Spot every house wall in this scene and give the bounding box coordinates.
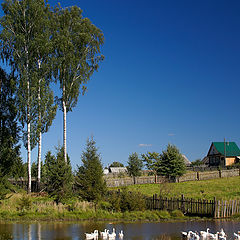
[226,157,235,166]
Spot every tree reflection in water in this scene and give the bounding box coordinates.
[0,233,13,240]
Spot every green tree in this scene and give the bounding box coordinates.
[190,159,202,166]
[110,161,124,167]
[141,152,161,175]
[159,144,186,180]
[0,0,52,193]
[0,67,21,178]
[52,5,104,163]
[127,152,143,177]
[34,18,57,189]
[36,80,57,190]
[75,137,106,202]
[44,148,73,203]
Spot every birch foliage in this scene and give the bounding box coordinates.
[52,5,104,163]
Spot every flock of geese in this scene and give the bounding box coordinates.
[85,228,124,239]
[182,228,240,240]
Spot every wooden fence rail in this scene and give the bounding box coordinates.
[146,195,240,218]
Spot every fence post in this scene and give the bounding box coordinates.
[181,194,185,213]
[213,197,217,218]
[219,169,222,178]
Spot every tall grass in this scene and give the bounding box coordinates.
[0,192,188,221]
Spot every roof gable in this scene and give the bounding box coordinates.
[211,142,240,157]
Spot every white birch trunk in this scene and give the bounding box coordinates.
[27,79,31,193]
[37,61,42,189]
[27,122,31,193]
[26,42,31,193]
[63,98,67,163]
[37,130,42,186]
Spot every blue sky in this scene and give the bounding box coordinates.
[2,0,240,169]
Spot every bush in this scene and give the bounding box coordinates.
[107,191,121,212]
[171,209,184,218]
[107,188,146,212]
[99,201,112,211]
[156,210,171,219]
[17,195,32,212]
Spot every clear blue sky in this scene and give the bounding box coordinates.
[2,0,240,169]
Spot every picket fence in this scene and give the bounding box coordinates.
[146,194,240,218]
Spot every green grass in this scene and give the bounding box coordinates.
[121,176,240,200]
[1,176,240,221]
[0,191,189,221]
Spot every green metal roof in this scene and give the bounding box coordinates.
[213,142,240,156]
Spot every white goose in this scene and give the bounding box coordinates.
[234,232,240,240]
[108,228,116,240]
[119,230,124,239]
[101,229,109,239]
[85,230,98,240]
[200,228,210,240]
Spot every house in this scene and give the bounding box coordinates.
[103,168,109,175]
[182,154,191,166]
[109,167,128,174]
[207,142,240,167]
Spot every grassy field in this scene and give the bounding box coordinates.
[121,176,240,200]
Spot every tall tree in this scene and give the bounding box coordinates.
[0,0,53,193]
[127,152,143,177]
[75,137,106,202]
[32,7,57,189]
[52,5,104,163]
[141,152,161,175]
[0,67,21,177]
[159,144,186,180]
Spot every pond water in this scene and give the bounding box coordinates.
[0,220,240,240]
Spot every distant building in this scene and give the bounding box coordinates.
[103,168,109,175]
[207,142,240,167]
[182,154,191,166]
[109,167,128,174]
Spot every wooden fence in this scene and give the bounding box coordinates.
[146,194,240,218]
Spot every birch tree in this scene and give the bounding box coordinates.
[31,8,57,190]
[52,5,104,163]
[0,0,51,193]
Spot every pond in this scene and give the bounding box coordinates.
[0,220,240,240]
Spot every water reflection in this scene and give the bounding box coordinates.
[0,220,240,240]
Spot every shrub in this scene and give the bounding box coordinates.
[156,210,171,219]
[99,201,112,211]
[119,188,146,212]
[17,195,32,212]
[171,209,184,218]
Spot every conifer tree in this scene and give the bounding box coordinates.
[75,137,106,202]
[159,144,186,180]
[44,148,73,203]
[127,152,143,177]
[52,5,104,163]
